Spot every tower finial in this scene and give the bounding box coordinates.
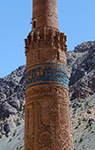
[32,0,59,30]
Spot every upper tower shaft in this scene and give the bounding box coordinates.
[32,0,59,30]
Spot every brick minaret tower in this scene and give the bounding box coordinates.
[25,0,73,149]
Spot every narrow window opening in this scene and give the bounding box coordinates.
[34,32,36,39]
[33,21,36,29]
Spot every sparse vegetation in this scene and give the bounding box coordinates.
[85,123,90,129]
[88,126,92,132]
[79,103,82,107]
[17,118,19,122]
[81,106,83,110]
[90,91,94,95]
[79,137,83,143]
[82,144,85,149]
[16,145,24,150]
[70,97,74,101]
[75,140,77,143]
[20,145,24,149]
[13,129,17,136]
[77,99,81,102]
[86,101,89,106]
[18,114,20,117]
[78,119,81,126]
[0,134,3,139]
[16,121,21,126]
[73,108,76,114]
[75,126,78,129]
[83,118,87,122]
[8,138,12,142]
[85,79,88,82]
[16,147,20,150]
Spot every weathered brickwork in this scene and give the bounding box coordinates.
[25,28,67,67]
[32,0,59,30]
[25,0,73,149]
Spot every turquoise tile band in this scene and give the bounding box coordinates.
[26,63,68,89]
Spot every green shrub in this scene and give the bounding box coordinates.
[75,126,78,129]
[0,134,3,139]
[90,91,94,95]
[85,124,90,129]
[8,138,12,142]
[78,120,81,126]
[75,140,77,143]
[86,101,89,106]
[16,118,19,122]
[88,104,91,108]
[13,130,17,136]
[16,121,21,126]
[73,108,76,114]
[83,118,87,122]
[85,79,88,82]
[79,104,82,107]
[20,145,24,149]
[77,99,81,102]
[81,107,83,110]
[88,126,92,132]
[18,114,20,117]
[16,145,24,150]
[16,147,20,150]
[79,137,83,143]
[70,97,74,101]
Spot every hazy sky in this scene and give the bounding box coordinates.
[0,0,95,77]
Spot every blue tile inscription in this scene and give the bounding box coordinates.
[26,63,68,89]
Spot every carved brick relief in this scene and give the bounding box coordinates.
[25,86,73,149]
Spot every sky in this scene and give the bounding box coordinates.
[0,0,95,78]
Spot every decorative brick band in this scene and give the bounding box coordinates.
[26,62,68,89]
[26,62,67,71]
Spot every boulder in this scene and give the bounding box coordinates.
[9,99,20,109]
[88,118,94,126]
[4,121,10,134]
[0,92,6,101]
[0,101,17,119]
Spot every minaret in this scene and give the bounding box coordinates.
[25,0,73,149]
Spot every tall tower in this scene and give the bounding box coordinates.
[25,0,73,150]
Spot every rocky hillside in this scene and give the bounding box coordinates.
[67,41,95,150]
[0,41,95,150]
